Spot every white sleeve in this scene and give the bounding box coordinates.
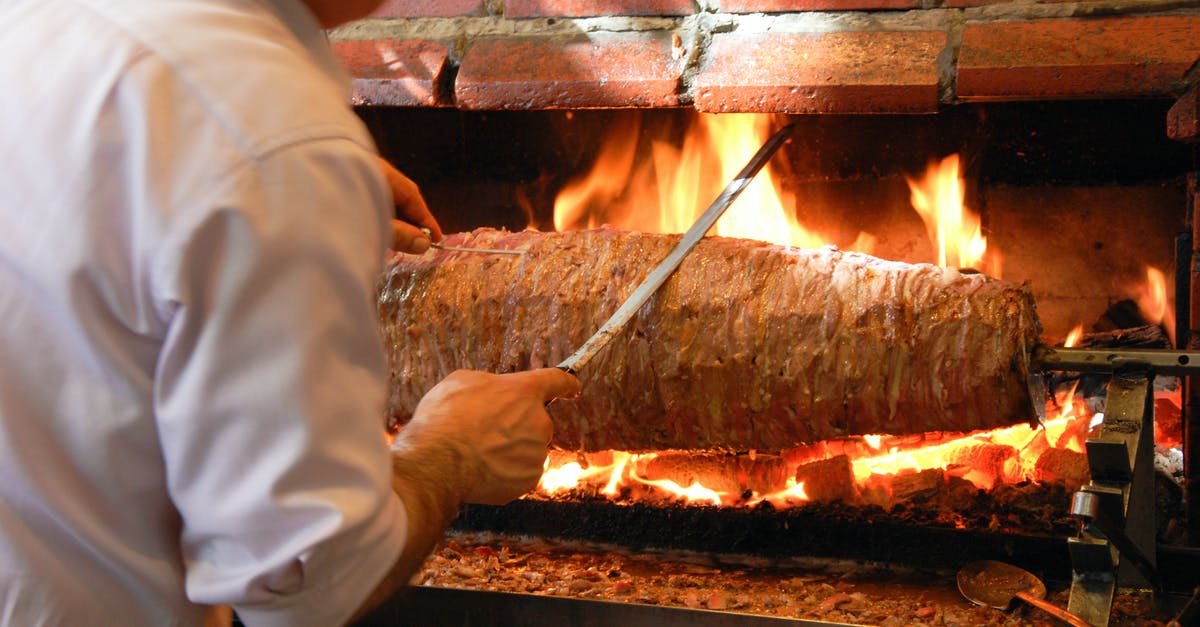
[151,137,406,627]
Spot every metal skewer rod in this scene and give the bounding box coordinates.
[1036,346,1200,376]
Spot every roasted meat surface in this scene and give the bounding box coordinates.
[377,228,1042,451]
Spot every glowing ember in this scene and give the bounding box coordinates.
[553,112,874,252]
[636,477,725,506]
[537,453,630,495]
[539,461,590,493]
[747,478,809,508]
[601,453,630,497]
[528,379,1146,508]
[851,414,1084,487]
[905,154,999,276]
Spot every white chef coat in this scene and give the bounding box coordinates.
[0,0,408,625]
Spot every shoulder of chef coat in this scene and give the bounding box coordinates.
[76,0,365,155]
[62,1,408,625]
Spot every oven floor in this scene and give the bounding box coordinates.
[409,531,1169,626]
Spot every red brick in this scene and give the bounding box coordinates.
[958,15,1200,100]
[455,34,684,109]
[945,0,1096,4]
[693,31,945,113]
[504,0,692,18]
[942,0,1007,6]
[369,0,485,17]
[1168,87,1200,142]
[717,0,918,10]
[332,39,451,106]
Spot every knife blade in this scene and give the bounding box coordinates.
[556,123,796,376]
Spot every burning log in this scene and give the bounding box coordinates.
[379,228,1042,451]
[858,468,942,508]
[793,455,857,503]
[943,441,1016,488]
[1013,429,1051,481]
[1076,324,1170,349]
[632,452,788,495]
[888,468,945,502]
[1033,448,1090,488]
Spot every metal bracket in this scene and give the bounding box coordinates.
[1067,372,1160,627]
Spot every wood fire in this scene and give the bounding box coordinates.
[529,389,1166,512]
[369,109,1194,627]
[526,114,1176,515]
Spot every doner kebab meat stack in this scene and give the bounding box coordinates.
[377,228,1041,452]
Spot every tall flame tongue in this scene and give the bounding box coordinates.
[906,154,1001,276]
[553,113,874,251]
[1136,265,1175,344]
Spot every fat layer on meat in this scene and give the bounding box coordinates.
[377,228,1042,451]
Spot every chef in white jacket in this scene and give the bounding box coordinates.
[0,0,578,625]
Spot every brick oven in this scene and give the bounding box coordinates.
[332,1,1200,625]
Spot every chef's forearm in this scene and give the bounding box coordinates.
[348,441,474,621]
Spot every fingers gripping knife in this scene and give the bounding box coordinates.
[554,123,796,378]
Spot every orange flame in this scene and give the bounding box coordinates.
[906,155,999,275]
[530,385,1121,508]
[1136,266,1175,344]
[634,477,725,506]
[536,449,813,507]
[1064,324,1084,348]
[538,461,594,492]
[552,118,639,232]
[553,113,874,252]
[849,413,1086,489]
[746,478,809,508]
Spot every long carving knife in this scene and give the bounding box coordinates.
[556,123,795,376]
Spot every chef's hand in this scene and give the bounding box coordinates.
[398,368,580,505]
[376,155,443,254]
